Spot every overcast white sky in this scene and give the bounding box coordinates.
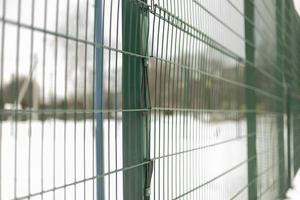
[295,0,300,15]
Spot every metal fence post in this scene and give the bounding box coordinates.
[95,0,105,199]
[276,0,289,194]
[244,0,257,199]
[122,0,150,199]
[286,87,294,184]
[288,0,300,191]
[282,0,296,184]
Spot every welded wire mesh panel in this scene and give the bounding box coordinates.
[147,0,295,199]
[147,0,248,199]
[0,0,99,199]
[1,0,300,199]
[252,0,284,199]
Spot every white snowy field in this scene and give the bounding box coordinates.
[286,170,300,200]
[1,119,101,200]
[0,115,282,200]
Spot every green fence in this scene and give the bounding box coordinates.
[0,0,300,199]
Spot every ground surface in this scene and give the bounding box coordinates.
[0,117,280,199]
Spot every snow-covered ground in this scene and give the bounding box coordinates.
[286,170,300,200]
[0,115,284,199]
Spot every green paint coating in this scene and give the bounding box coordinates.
[122,0,149,199]
[244,0,257,199]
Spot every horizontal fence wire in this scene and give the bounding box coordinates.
[0,0,300,200]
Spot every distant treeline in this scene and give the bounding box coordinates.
[0,53,278,121]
